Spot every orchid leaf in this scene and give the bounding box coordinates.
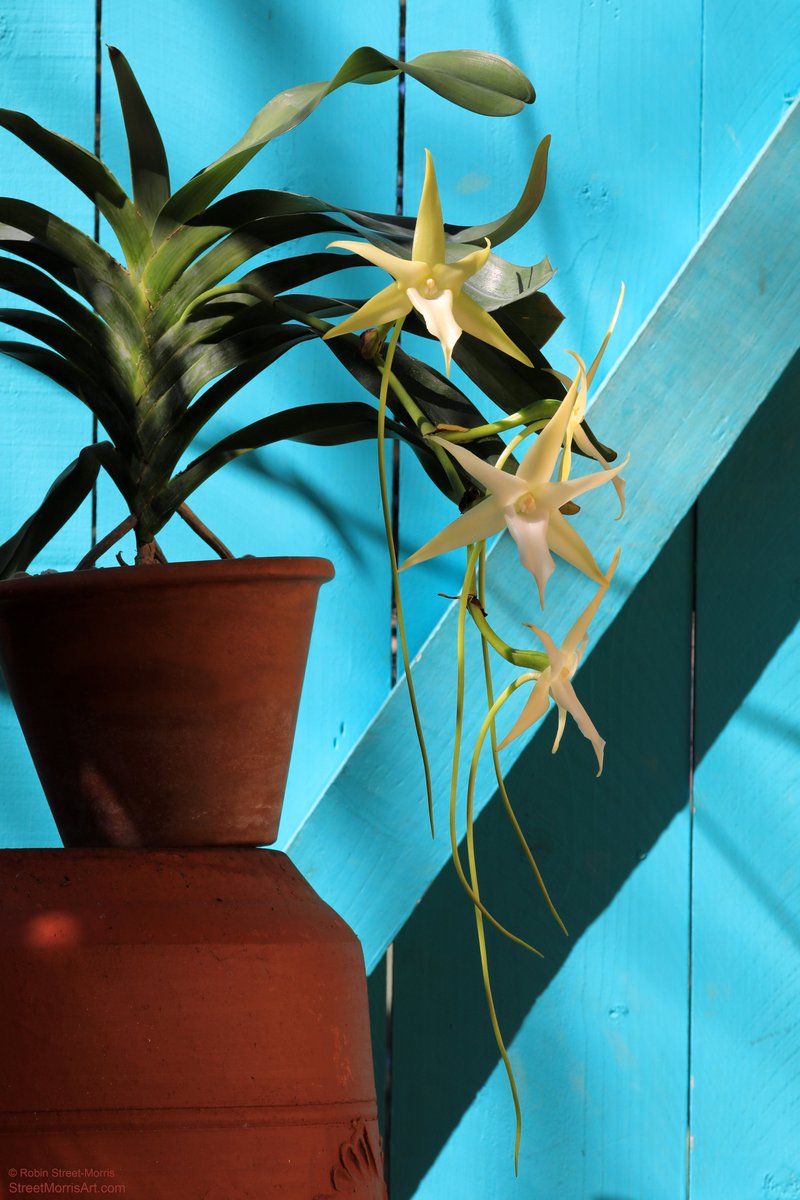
[455,134,550,247]
[242,251,361,296]
[155,401,421,518]
[0,200,144,327]
[160,47,534,225]
[0,258,106,340]
[464,252,555,312]
[107,46,171,230]
[0,442,127,579]
[0,112,150,266]
[148,327,318,475]
[0,338,138,455]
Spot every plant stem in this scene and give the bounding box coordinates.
[377,318,436,836]
[436,402,557,443]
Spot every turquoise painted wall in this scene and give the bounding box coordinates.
[0,2,797,1196]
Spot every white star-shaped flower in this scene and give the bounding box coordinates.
[400,365,627,605]
[322,149,532,375]
[498,548,620,775]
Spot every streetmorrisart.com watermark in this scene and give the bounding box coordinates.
[5,1169,125,1195]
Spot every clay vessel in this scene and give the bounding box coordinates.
[0,849,387,1199]
[0,557,333,846]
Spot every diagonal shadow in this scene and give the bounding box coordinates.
[373,351,798,1198]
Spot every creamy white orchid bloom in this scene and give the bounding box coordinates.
[400,364,628,606]
[321,149,532,376]
[498,548,620,775]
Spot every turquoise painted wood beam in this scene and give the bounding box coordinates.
[287,102,800,972]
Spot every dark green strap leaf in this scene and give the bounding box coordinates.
[142,326,317,473]
[0,110,151,266]
[107,46,171,230]
[454,134,551,247]
[0,308,135,414]
[159,47,534,225]
[0,442,125,579]
[0,199,145,328]
[0,340,136,454]
[0,258,107,340]
[155,401,419,518]
[322,328,509,502]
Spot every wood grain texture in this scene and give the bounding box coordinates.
[701,0,800,227]
[288,101,800,975]
[0,3,96,846]
[691,359,800,1196]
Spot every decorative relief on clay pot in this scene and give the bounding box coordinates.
[315,1120,388,1199]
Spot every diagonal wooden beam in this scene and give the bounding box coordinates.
[287,102,800,973]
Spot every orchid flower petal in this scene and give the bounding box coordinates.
[536,454,628,510]
[546,509,604,584]
[516,362,585,486]
[504,510,555,607]
[430,436,524,507]
[562,547,620,655]
[452,291,534,368]
[399,495,503,571]
[436,241,492,291]
[572,424,627,518]
[406,288,462,375]
[326,240,424,288]
[322,283,412,340]
[552,704,568,754]
[498,669,552,749]
[525,623,562,665]
[585,282,625,390]
[551,676,605,775]
[412,149,446,265]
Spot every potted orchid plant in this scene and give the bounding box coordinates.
[0,43,628,1167]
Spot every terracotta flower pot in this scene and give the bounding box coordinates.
[0,557,334,847]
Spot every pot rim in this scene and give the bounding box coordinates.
[0,556,335,601]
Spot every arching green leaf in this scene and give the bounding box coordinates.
[107,46,171,230]
[0,442,128,579]
[0,110,151,266]
[159,47,535,225]
[454,135,551,247]
[155,400,420,518]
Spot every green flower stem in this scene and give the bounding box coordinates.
[447,545,543,957]
[436,405,556,443]
[377,317,436,836]
[467,599,549,672]
[477,550,567,936]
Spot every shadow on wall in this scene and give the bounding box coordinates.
[375,350,800,1199]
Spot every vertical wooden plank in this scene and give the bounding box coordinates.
[399,0,703,655]
[82,0,400,841]
[701,0,800,228]
[390,517,693,1199]
[0,4,96,846]
[691,359,800,1194]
